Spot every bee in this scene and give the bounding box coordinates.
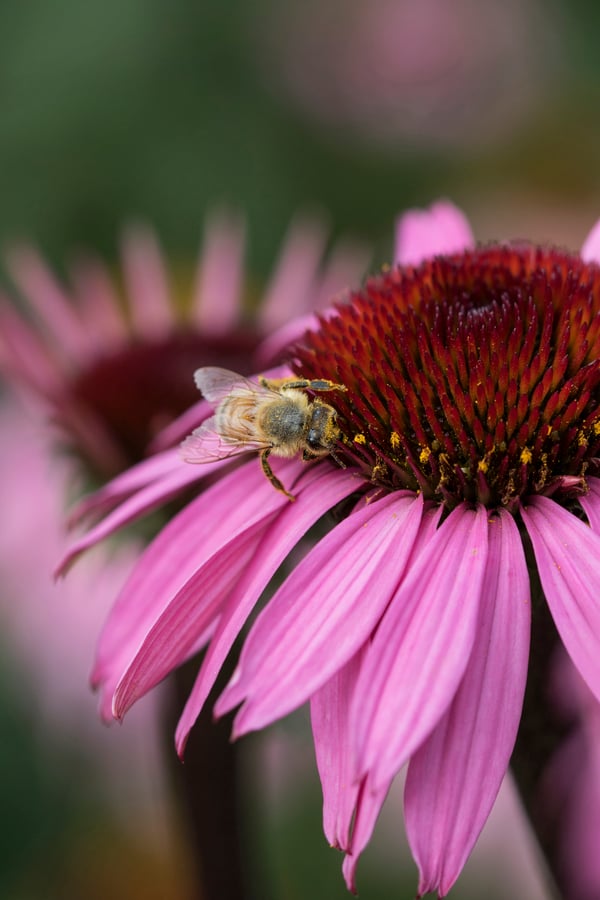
[182,367,347,500]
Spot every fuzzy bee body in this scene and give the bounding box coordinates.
[183,367,346,499]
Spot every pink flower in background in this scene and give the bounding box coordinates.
[0,213,368,478]
[0,398,167,830]
[62,201,600,896]
[255,0,558,152]
[540,650,600,900]
[0,211,369,882]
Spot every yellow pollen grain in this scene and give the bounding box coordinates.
[478,458,489,474]
[390,431,401,450]
[578,430,588,447]
[594,421,600,436]
[354,432,367,445]
[520,447,533,465]
[419,446,431,464]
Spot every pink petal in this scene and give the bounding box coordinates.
[579,476,600,533]
[0,304,64,397]
[69,253,128,345]
[405,509,531,897]
[352,504,489,791]
[215,492,425,735]
[342,774,392,894]
[121,225,173,339]
[313,236,371,310]
[254,313,321,369]
[310,649,366,850]
[394,201,475,267]
[580,218,600,265]
[521,496,600,703]
[258,216,329,332]
[173,465,360,755]
[67,447,185,526]
[114,463,358,725]
[113,525,271,718]
[92,459,297,717]
[192,211,245,334]
[5,245,96,359]
[57,455,213,574]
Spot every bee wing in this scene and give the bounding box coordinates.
[181,415,271,464]
[194,367,276,404]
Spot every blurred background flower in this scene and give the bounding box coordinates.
[0,398,190,900]
[254,0,559,152]
[1,0,600,896]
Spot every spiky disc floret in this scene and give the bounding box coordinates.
[293,245,600,509]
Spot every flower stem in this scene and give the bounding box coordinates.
[510,540,577,900]
[163,656,261,900]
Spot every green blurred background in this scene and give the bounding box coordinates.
[1,0,598,896]
[2,0,600,267]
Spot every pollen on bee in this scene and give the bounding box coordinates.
[520,447,533,465]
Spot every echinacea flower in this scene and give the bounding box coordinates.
[63,201,600,897]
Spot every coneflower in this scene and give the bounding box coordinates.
[62,202,600,897]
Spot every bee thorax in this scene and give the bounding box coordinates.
[259,399,307,452]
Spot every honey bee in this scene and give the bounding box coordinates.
[182,367,347,500]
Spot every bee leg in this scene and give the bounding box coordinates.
[259,376,347,394]
[302,446,347,470]
[260,448,295,501]
[329,447,347,470]
[303,378,347,394]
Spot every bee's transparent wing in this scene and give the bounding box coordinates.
[181,415,270,464]
[194,367,275,404]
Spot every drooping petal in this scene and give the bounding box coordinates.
[578,475,600,534]
[521,496,600,703]
[113,463,358,729]
[311,648,393,895]
[310,648,366,851]
[394,201,475,267]
[66,447,189,527]
[215,493,425,735]
[342,774,392,895]
[91,459,297,718]
[580,218,600,265]
[405,509,530,897]
[113,524,271,719]
[353,504,489,791]
[57,456,215,574]
[175,464,360,756]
